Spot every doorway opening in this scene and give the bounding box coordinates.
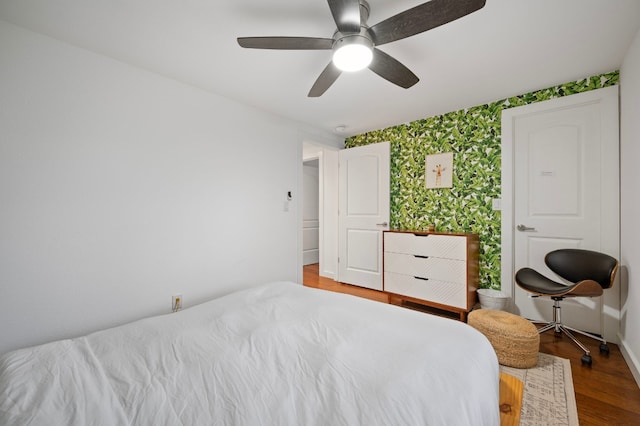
[302,158,319,266]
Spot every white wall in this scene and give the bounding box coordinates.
[620,27,640,385]
[0,20,341,355]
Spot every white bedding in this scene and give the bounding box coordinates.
[0,281,500,425]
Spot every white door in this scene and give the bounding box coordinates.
[501,86,619,340]
[338,142,390,290]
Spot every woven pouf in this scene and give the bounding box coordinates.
[468,309,539,368]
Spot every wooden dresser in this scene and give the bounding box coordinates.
[383,230,479,321]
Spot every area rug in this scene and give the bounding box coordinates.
[500,353,579,426]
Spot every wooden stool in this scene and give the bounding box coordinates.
[468,309,539,368]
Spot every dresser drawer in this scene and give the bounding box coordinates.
[384,252,467,284]
[384,272,466,309]
[384,232,467,260]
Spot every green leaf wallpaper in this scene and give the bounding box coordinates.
[345,71,619,290]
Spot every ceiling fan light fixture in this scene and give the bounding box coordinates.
[332,35,373,72]
[238,0,487,96]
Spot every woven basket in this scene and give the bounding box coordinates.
[468,309,540,368]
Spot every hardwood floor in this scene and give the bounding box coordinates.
[303,264,640,426]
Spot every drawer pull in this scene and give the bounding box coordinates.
[413,255,429,259]
[413,233,430,237]
[414,276,430,281]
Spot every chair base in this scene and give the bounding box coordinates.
[532,298,609,366]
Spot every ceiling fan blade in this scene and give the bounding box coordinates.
[308,62,342,97]
[368,48,419,89]
[327,0,362,34]
[369,0,486,46]
[237,37,334,50]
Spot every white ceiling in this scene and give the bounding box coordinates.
[1,0,639,137]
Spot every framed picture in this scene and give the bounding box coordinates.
[426,152,453,188]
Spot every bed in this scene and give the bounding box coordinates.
[0,281,500,425]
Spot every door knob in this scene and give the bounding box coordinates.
[517,224,536,232]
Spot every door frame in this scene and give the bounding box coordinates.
[302,158,320,266]
[500,86,620,340]
[301,141,340,280]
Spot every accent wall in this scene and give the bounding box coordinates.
[346,72,619,290]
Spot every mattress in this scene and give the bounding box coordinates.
[0,281,500,425]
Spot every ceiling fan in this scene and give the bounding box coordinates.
[237,0,486,97]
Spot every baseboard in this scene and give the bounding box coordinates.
[319,270,335,280]
[618,333,640,388]
[302,250,319,266]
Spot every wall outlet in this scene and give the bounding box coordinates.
[172,294,182,312]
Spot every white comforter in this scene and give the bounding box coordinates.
[0,281,500,425]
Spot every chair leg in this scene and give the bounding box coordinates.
[562,324,606,345]
[536,322,556,334]
[555,325,591,356]
[532,298,608,365]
